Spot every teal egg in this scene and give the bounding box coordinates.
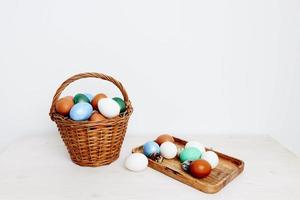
[179,147,202,163]
[112,97,126,113]
[74,93,90,104]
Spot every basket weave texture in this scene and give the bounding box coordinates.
[49,72,133,167]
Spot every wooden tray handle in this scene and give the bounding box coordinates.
[49,72,130,117]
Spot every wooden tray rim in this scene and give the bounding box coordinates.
[132,136,245,193]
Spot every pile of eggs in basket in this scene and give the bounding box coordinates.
[125,134,219,179]
[55,93,126,121]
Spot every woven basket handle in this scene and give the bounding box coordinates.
[49,72,130,116]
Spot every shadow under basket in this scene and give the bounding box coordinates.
[49,72,133,167]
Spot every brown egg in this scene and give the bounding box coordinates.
[156,134,175,145]
[189,160,211,178]
[91,93,107,110]
[55,97,74,116]
[65,96,74,101]
[89,112,106,121]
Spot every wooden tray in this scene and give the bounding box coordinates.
[132,136,244,194]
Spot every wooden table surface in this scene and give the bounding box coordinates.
[0,133,299,200]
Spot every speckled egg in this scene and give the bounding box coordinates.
[182,160,192,172]
[143,141,160,157]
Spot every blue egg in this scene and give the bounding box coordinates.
[143,141,160,157]
[69,102,93,121]
[84,93,93,102]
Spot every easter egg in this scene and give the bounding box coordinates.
[69,102,93,121]
[65,96,74,101]
[125,153,148,172]
[185,141,206,154]
[160,141,177,159]
[74,93,90,104]
[156,134,175,145]
[182,160,192,172]
[189,160,211,178]
[149,153,163,163]
[112,97,126,113]
[98,98,120,118]
[89,111,106,121]
[91,93,107,110]
[179,147,202,163]
[143,141,160,157]
[177,147,184,157]
[84,93,93,102]
[201,151,219,168]
[55,97,74,116]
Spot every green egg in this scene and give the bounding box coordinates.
[112,97,126,113]
[74,93,90,104]
[179,147,202,163]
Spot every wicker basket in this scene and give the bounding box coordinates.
[49,72,133,167]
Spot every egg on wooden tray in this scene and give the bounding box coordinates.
[143,141,160,157]
[160,141,177,159]
[156,134,175,145]
[189,160,212,178]
[125,136,220,179]
[179,147,202,163]
[55,92,127,122]
[185,141,206,155]
[201,151,219,168]
[178,139,220,178]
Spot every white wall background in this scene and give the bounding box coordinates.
[0,0,299,155]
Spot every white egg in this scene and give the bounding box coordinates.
[98,98,120,118]
[201,151,219,168]
[160,141,177,159]
[177,147,184,157]
[185,141,206,154]
[125,153,148,172]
